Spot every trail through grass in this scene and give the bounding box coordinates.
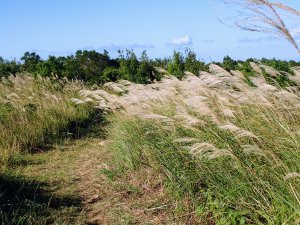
[0,139,87,224]
[0,132,176,225]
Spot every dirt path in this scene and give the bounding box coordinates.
[74,139,110,224]
[73,138,171,225]
[1,132,172,224]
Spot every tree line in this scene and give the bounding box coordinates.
[0,49,299,85]
[0,49,204,84]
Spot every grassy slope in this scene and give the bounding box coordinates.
[1,70,300,224]
[107,102,300,224]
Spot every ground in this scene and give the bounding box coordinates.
[1,135,183,225]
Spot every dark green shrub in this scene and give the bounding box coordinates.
[103,67,121,82]
[221,55,238,72]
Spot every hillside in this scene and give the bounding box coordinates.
[1,62,300,224]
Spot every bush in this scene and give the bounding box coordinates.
[221,55,238,72]
[261,58,293,74]
[0,57,20,78]
[167,51,185,79]
[103,67,121,82]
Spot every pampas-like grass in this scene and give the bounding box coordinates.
[189,142,233,159]
[284,172,300,181]
[219,123,259,139]
[0,74,94,167]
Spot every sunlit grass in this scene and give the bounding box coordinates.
[0,74,95,167]
[107,100,300,224]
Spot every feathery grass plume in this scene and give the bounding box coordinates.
[284,172,300,181]
[189,142,233,159]
[241,144,266,157]
[172,137,199,145]
[141,114,175,132]
[6,93,21,100]
[221,0,300,54]
[83,97,94,103]
[70,98,85,105]
[219,123,259,139]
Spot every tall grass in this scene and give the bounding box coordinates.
[107,102,300,224]
[0,74,95,167]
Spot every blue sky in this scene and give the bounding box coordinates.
[1,0,300,61]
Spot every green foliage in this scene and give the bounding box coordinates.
[167,51,185,79]
[137,50,156,83]
[221,55,238,72]
[152,57,170,70]
[275,73,296,88]
[183,48,209,74]
[261,58,294,74]
[36,56,64,77]
[118,50,139,82]
[103,67,121,82]
[184,48,199,75]
[71,50,111,84]
[21,52,42,73]
[0,57,20,78]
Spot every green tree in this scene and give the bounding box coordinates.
[0,57,20,77]
[103,67,121,82]
[184,48,201,75]
[35,56,64,77]
[136,50,155,83]
[21,52,41,73]
[222,55,238,72]
[118,50,139,82]
[74,50,111,84]
[167,51,185,79]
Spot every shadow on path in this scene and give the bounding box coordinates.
[0,172,83,224]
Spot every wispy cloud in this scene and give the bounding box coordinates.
[290,28,300,39]
[238,36,280,43]
[170,35,193,46]
[200,39,215,43]
[98,43,154,51]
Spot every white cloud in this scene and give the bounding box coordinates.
[171,35,193,46]
[290,28,300,38]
